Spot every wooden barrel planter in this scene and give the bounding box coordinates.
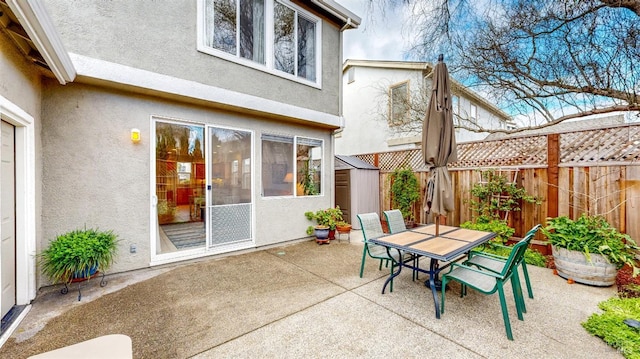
[552,245,618,286]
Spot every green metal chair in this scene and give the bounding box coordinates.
[465,224,541,306]
[440,236,530,340]
[383,209,419,280]
[357,213,403,292]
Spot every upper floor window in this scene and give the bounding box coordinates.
[347,67,355,84]
[470,104,478,122]
[451,95,459,115]
[389,81,410,126]
[201,0,321,86]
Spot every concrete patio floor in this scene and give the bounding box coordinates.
[0,231,623,358]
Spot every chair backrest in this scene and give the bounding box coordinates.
[357,213,385,242]
[511,224,541,266]
[498,237,531,278]
[384,209,406,234]
[525,224,542,239]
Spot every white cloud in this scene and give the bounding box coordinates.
[338,0,418,61]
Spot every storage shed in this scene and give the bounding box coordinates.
[335,155,380,229]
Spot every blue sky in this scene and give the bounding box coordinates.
[339,0,418,62]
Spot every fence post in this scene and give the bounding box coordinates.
[547,134,560,219]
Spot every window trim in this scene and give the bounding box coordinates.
[389,80,410,126]
[197,0,323,89]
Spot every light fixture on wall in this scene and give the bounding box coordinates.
[131,128,141,143]
[283,172,294,183]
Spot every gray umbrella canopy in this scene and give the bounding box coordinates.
[422,60,458,219]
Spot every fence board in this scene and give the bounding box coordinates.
[625,167,640,242]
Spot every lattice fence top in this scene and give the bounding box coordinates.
[353,122,640,171]
[560,125,640,164]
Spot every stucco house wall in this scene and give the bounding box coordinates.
[43,0,343,116]
[40,80,335,275]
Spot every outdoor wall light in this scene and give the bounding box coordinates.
[131,128,141,143]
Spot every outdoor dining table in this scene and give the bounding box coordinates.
[369,224,496,319]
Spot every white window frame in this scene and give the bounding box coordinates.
[197,0,323,88]
[470,103,478,121]
[389,80,410,126]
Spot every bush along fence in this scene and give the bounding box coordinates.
[354,123,640,254]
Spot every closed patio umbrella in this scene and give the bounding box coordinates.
[422,55,457,235]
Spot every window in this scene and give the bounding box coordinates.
[261,134,322,197]
[202,0,320,85]
[261,134,294,196]
[470,104,478,122]
[347,67,355,83]
[296,137,322,196]
[389,81,410,125]
[451,95,459,116]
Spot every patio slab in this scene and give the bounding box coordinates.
[0,232,623,358]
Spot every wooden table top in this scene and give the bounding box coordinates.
[369,224,496,261]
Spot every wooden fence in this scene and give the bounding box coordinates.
[355,123,640,249]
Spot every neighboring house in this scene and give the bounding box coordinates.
[0,0,360,321]
[336,59,514,155]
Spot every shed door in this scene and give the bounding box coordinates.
[335,169,351,224]
[1,120,16,317]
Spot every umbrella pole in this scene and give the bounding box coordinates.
[435,216,440,236]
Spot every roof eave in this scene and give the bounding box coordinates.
[310,0,361,30]
[7,0,76,84]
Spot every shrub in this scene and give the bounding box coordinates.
[582,297,640,358]
[40,228,118,284]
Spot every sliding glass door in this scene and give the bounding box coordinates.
[154,120,253,257]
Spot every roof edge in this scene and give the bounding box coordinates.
[7,0,76,84]
[311,0,361,29]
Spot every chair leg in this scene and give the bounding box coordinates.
[497,283,514,341]
[521,263,534,299]
[440,276,448,314]
[510,273,526,319]
[359,245,368,278]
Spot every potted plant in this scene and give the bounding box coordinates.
[39,227,119,285]
[305,207,344,243]
[335,221,352,233]
[542,214,639,286]
[389,167,420,227]
[157,199,176,224]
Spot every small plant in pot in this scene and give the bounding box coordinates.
[39,227,119,285]
[542,214,639,286]
[305,207,343,244]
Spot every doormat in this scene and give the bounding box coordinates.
[161,222,206,249]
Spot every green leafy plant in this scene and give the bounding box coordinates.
[300,160,319,196]
[542,214,639,275]
[468,169,540,221]
[582,297,640,358]
[305,207,343,235]
[461,217,547,267]
[157,199,176,216]
[389,167,420,221]
[39,228,118,284]
[461,217,515,244]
